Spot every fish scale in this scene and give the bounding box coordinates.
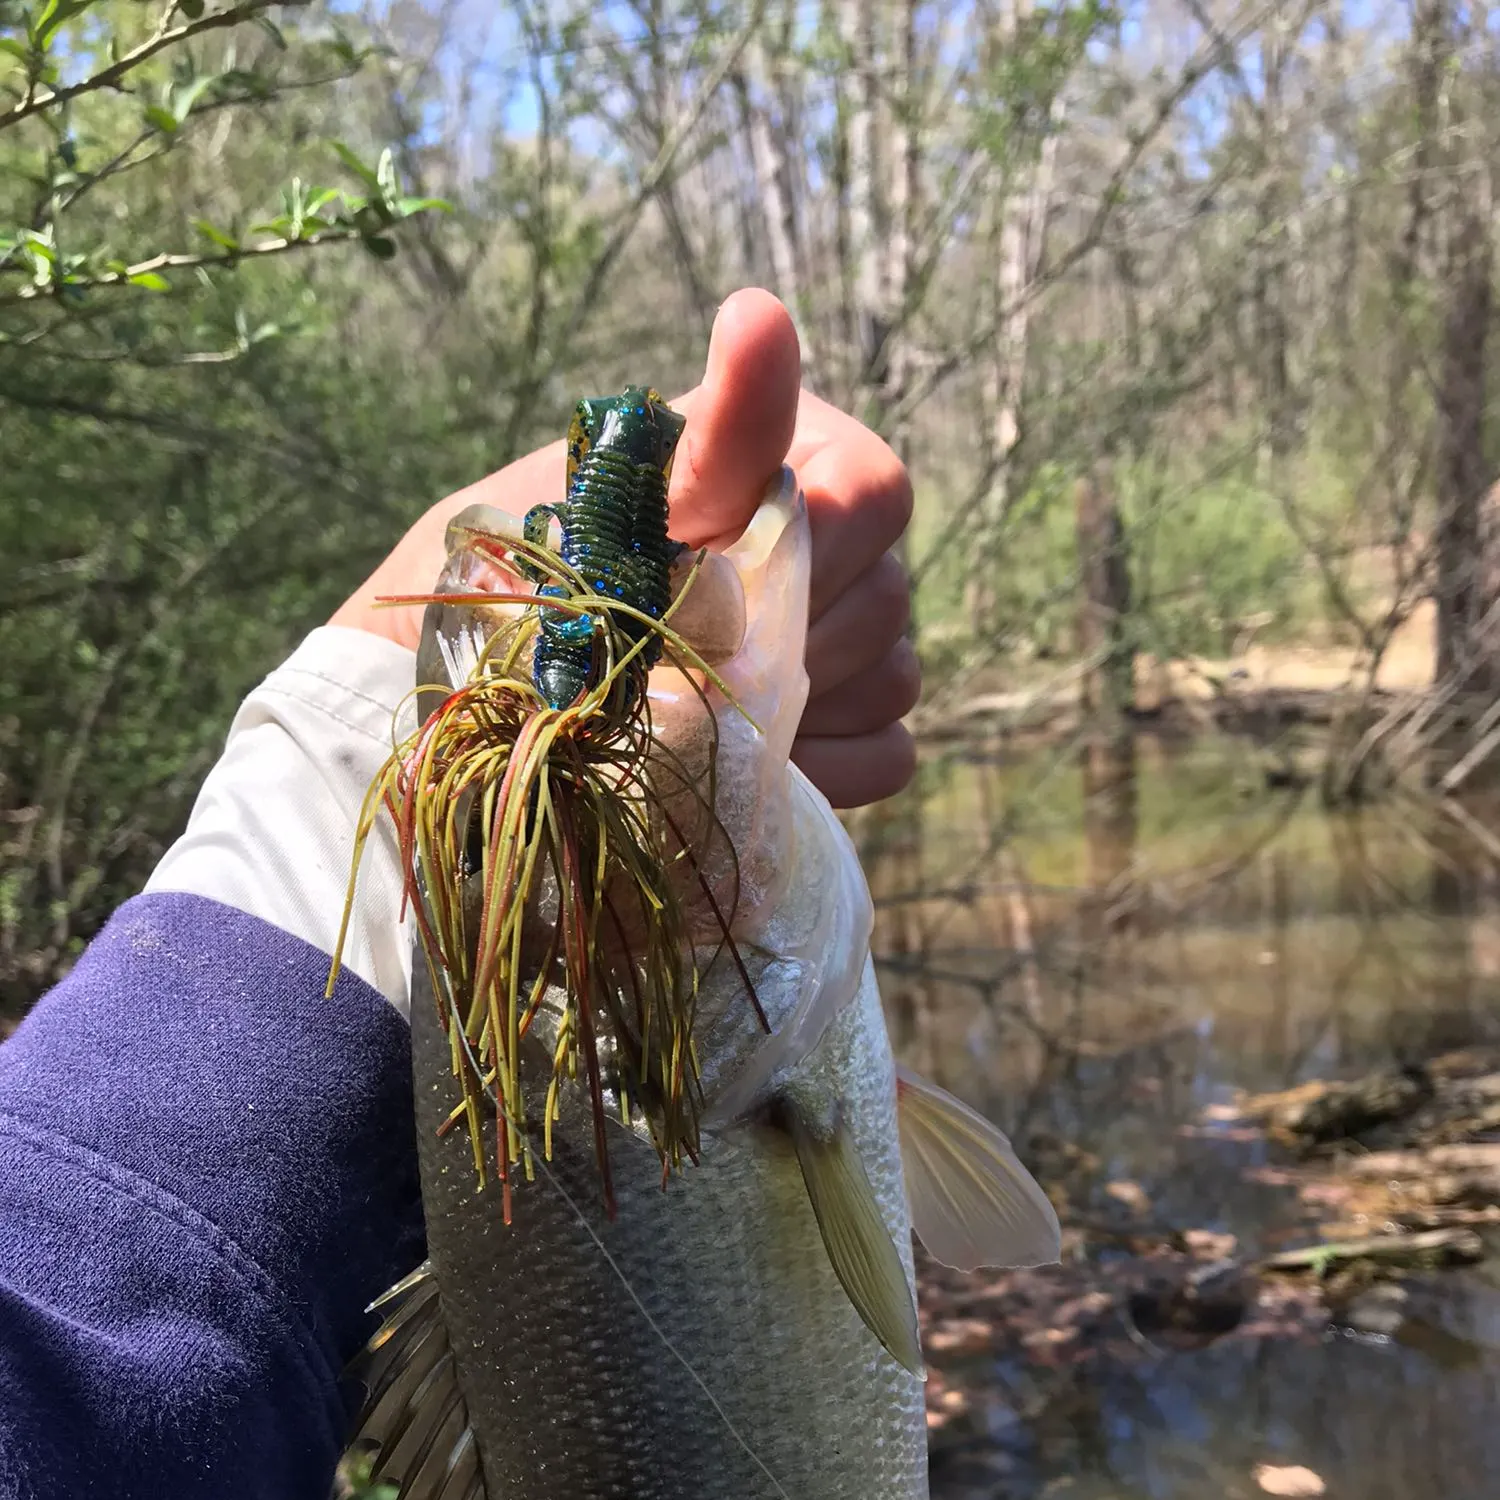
[410,952,928,1499]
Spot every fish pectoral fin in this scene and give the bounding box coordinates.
[345,1259,486,1500]
[895,1063,1062,1272]
[785,1104,926,1379]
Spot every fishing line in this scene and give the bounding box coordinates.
[450,1019,792,1500]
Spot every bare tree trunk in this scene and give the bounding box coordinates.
[738,36,815,381]
[495,4,559,463]
[1396,0,1446,305]
[988,189,1029,496]
[1384,0,1445,491]
[965,15,1064,627]
[1417,0,1500,697]
[1435,197,1495,691]
[634,0,718,335]
[841,0,887,426]
[1322,3,1360,393]
[1255,11,1292,484]
[1075,470,1135,728]
[885,0,919,502]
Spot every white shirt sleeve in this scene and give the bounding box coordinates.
[145,625,418,1017]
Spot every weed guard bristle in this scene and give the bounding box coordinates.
[329,528,759,1220]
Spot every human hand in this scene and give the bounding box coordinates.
[329,288,918,808]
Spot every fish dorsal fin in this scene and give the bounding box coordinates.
[784,1103,925,1378]
[345,1260,486,1500]
[895,1064,1062,1271]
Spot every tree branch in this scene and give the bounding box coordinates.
[0,226,364,304]
[892,0,1279,429]
[551,0,771,355]
[1,0,293,134]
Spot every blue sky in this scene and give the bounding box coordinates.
[344,0,1421,178]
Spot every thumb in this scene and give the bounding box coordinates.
[668,288,801,549]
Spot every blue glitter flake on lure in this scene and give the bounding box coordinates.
[522,386,688,711]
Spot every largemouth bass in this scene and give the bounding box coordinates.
[343,410,1060,1499]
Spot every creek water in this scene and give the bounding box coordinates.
[860,731,1500,1500]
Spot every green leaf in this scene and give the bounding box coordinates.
[332,142,383,196]
[33,0,91,47]
[144,105,180,134]
[171,72,219,122]
[179,0,205,17]
[192,219,240,252]
[304,188,342,219]
[361,235,397,261]
[396,196,453,217]
[127,272,170,291]
[0,37,31,65]
[30,0,60,43]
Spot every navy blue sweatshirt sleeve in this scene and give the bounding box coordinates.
[0,893,425,1499]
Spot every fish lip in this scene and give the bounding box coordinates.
[697,773,877,1131]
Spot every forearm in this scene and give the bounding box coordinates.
[0,628,422,1499]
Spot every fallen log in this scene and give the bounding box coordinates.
[1260,1227,1484,1276]
[1407,1170,1500,1207]
[1239,1067,1432,1142]
[1345,1144,1500,1178]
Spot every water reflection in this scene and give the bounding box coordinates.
[1080,734,1139,937]
[863,732,1500,1500]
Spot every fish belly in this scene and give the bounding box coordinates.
[412,961,929,1500]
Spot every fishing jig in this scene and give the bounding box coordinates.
[525,387,688,710]
[331,387,755,1221]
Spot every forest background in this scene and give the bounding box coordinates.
[3,0,1498,1014]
